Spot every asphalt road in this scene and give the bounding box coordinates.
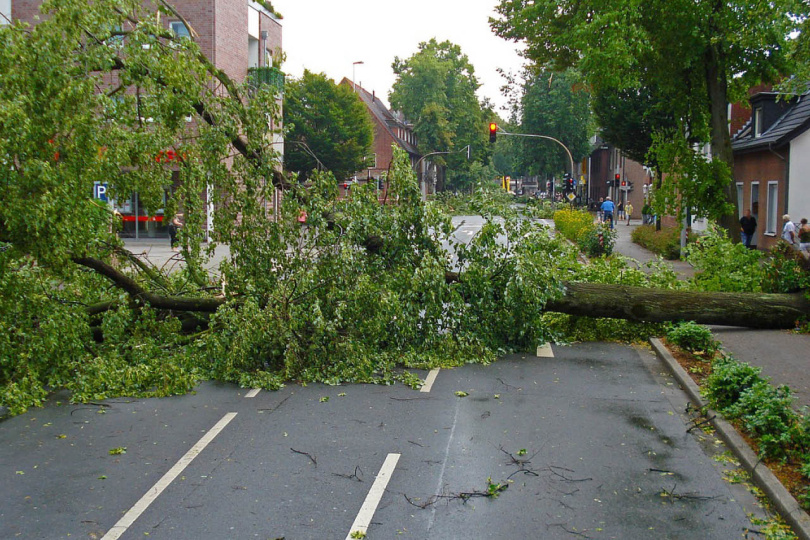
[1,343,768,540]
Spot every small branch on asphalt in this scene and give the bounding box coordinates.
[290,447,317,466]
[686,415,716,433]
[496,377,522,391]
[257,394,292,413]
[546,465,593,483]
[659,484,720,502]
[408,440,425,447]
[333,466,363,482]
[547,523,591,538]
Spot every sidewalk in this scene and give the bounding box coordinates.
[610,219,810,410]
[122,238,231,275]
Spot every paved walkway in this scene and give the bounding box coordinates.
[609,219,810,410]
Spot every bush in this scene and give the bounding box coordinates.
[553,208,594,243]
[727,381,797,460]
[704,356,763,412]
[762,243,810,294]
[631,225,694,260]
[578,224,616,258]
[666,321,719,355]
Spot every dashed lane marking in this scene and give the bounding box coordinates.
[346,453,401,540]
[537,343,554,357]
[420,368,440,393]
[244,388,261,398]
[101,412,238,540]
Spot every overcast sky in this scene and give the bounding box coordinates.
[272,0,526,113]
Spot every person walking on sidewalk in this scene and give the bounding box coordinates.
[625,202,633,225]
[641,202,652,225]
[617,202,624,221]
[601,197,616,229]
[782,214,797,247]
[168,213,184,252]
[799,218,810,253]
[740,209,757,249]
[597,197,604,223]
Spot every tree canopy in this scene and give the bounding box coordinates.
[492,0,806,227]
[389,39,493,191]
[282,71,374,182]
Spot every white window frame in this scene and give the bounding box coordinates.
[754,107,763,138]
[766,181,778,235]
[736,182,744,219]
[170,21,191,39]
[751,182,760,220]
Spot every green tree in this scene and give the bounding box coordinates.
[492,0,805,231]
[283,71,374,182]
[515,69,592,178]
[390,39,491,192]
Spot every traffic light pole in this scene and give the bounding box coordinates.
[413,145,472,201]
[495,129,576,184]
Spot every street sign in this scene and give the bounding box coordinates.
[567,192,576,202]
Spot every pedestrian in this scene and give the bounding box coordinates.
[597,197,604,223]
[799,218,810,253]
[169,213,183,252]
[641,203,651,225]
[781,214,797,246]
[617,202,624,221]
[625,202,634,225]
[600,196,616,229]
[739,209,757,249]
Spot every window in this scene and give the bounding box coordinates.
[751,182,760,218]
[0,0,10,26]
[754,107,763,137]
[736,183,744,219]
[170,21,190,39]
[766,182,778,235]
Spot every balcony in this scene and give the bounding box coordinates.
[248,66,285,95]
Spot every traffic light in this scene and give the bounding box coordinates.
[489,122,497,143]
[620,180,627,188]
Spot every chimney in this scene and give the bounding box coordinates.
[372,90,375,102]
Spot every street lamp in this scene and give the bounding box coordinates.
[352,61,364,92]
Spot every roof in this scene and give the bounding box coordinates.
[732,92,810,153]
[341,78,421,157]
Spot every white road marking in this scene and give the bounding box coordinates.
[346,453,401,539]
[537,343,554,357]
[244,388,261,398]
[101,412,238,540]
[427,397,461,533]
[420,368,440,393]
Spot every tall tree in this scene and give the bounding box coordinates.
[492,0,805,231]
[389,39,491,192]
[283,71,373,182]
[516,69,592,178]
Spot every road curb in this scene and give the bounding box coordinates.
[650,337,810,540]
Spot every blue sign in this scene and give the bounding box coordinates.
[93,182,108,202]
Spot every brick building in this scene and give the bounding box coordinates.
[732,90,810,250]
[586,139,650,220]
[5,0,283,239]
[340,79,421,194]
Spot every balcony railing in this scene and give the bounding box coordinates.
[248,66,285,95]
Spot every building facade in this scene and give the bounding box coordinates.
[732,91,810,250]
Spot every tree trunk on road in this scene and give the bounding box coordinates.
[546,282,810,329]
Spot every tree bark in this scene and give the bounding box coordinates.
[545,282,810,329]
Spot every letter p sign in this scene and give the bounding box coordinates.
[93,182,108,202]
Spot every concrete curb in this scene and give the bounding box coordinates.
[650,337,810,540]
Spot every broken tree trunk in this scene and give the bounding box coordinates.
[545,282,810,330]
[76,255,809,330]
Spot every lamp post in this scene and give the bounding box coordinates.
[352,61,364,92]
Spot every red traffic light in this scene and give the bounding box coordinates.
[614,174,620,181]
[621,180,627,187]
[489,122,497,143]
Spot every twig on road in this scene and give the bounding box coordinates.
[290,447,317,466]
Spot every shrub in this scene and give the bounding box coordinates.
[727,381,797,460]
[762,243,810,294]
[578,224,616,258]
[553,207,594,243]
[704,356,763,412]
[631,225,694,260]
[666,321,719,355]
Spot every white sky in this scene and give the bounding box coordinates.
[271,0,526,114]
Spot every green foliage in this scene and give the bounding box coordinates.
[762,243,810,294]
[684,224,764,292]
[553,208,614,258]
[704,356,763,412]
[283,71,374,182]
[726,381,797,460]
[390,39,492,192]
[632,225,693,261]
[666,322,718,355]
